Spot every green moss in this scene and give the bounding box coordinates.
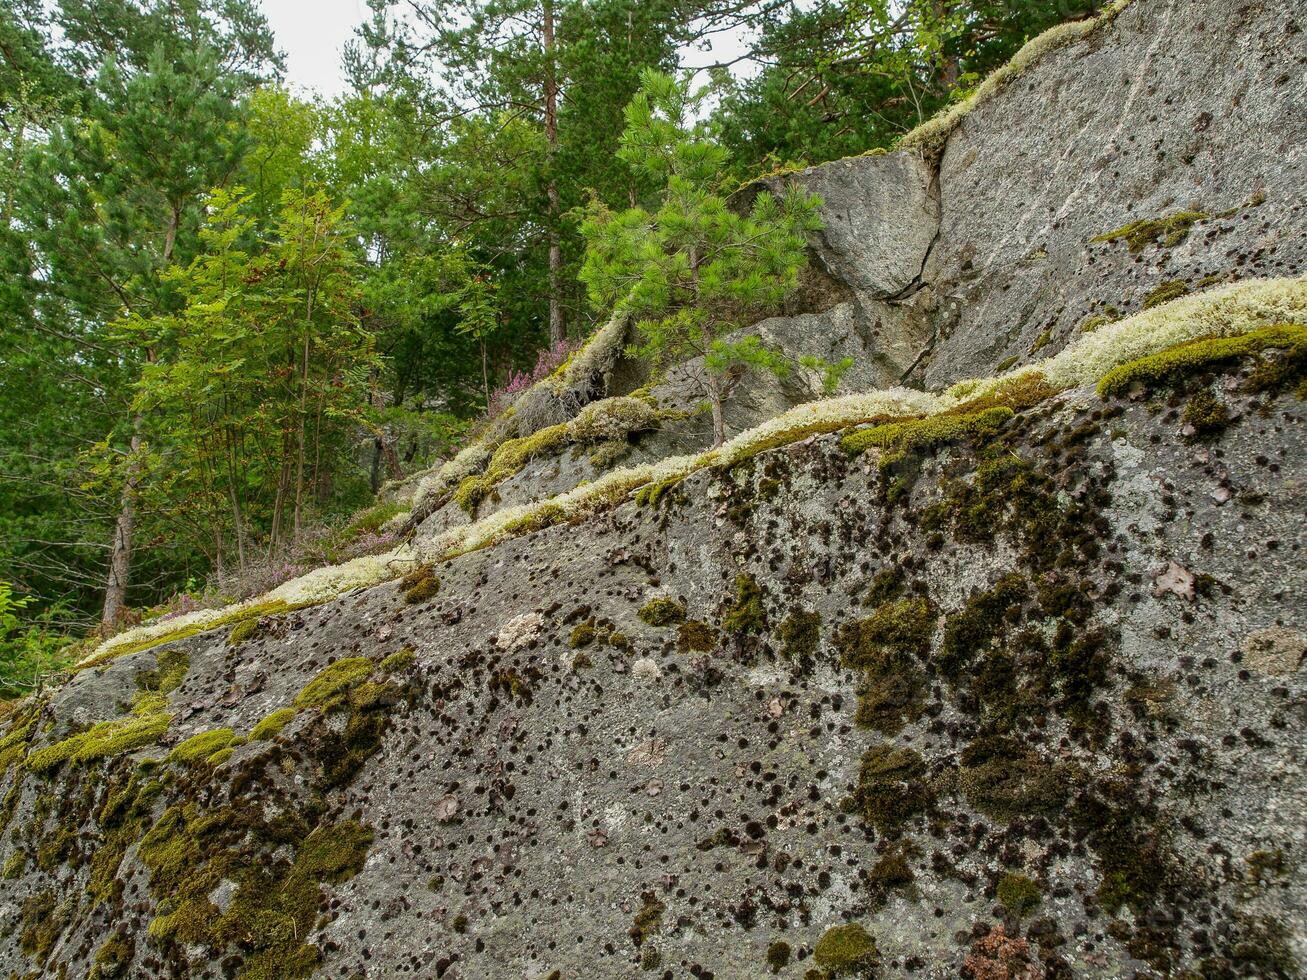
[958,735,1070,821]
[766,940,792,973]
[379,648,416,673]
[400,566,440,604]
[839,597,936,734]
[1097,324,1306,399]
[250,707,297,741]
[995,355,1019,372]
[456,422,573,514]
[1092,210,1208,252]
[676,620,717,652]
[861,567,905,608]
[3,851,24,878]
[489,669,532,703]
[1079,313,1113,333]
[1142,279,1189,310]
[20,889,71,964]
[937,574,1027,681]
[294,657,374,710]
[869,848,915,892]
[721,573,766,634]
[813,922,879,977]
[206,746,234,766]
[26,706,171,772]
[89,768,164,904]
[1029,329,1052,353]
[227,617,259,646]
[778,609,821,663]
[634,474,684,508]
[840,598,936,669]
[1181,389,1230,440]
[996,873,1042,917]
[637,597,686,627]
[36,826,76,870]
[139,802,373,978]
[850,745,932,834]
[629,893,665,947]
[169,728,236,765]
[588,439,632,469]
[89,932,133,980]
[569,621,597,648]
[841,406,1014,468]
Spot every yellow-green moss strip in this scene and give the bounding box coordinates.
[249,707,297,741]
[1097,324,1306,398]
[168,728,237,765]
[841,406,1014,463]
[83,279,1305,673]
[1094,212,1208,253]
[26,709,170,772]
[294,657,375,710]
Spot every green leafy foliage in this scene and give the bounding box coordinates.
[580,70,824,445]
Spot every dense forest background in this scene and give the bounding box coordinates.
[0,0,1103,691]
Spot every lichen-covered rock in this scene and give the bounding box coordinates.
[2,3,1305,978]
[3,348,1303,979]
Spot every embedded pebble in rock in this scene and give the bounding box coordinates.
[1241,627,1307,677]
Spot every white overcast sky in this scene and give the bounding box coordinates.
[257,0,757,100]
[259,0,372,99]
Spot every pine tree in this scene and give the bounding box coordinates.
[580,70,824,447]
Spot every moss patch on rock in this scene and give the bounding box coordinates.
[813,922,879,977]
[1093,210,1208,252]
[294,657,375,710]
[850,745,933,834]
[638,597,687,627]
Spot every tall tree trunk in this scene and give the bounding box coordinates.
[101,417,142,632]
[101,201,179,629]
[542,0,564,347]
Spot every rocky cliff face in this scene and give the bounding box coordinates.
[2,1,1305,978]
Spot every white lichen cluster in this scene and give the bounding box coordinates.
[899,0,1135,153]
[84,274,1305,667]
[950,275,1307,401]
[567,396,659,442]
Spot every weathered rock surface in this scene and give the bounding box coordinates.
[2,2,1306,978]
[443,0,1306,534]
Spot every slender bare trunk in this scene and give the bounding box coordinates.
[481,338,490,407]
[709,381,726,448]
[542,0,564,347]
[101,202,180,628]
[101,418,141,632]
